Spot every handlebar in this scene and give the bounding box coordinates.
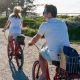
[34,43,46,52]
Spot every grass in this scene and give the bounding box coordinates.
[70,41,80,44]
[22,27,38,37]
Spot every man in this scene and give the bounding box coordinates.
[28,4,70,80]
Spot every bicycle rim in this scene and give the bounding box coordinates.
[32,61,42,80]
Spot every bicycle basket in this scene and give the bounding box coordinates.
[63,46,79,74]
[16,34,25,45]
[66,56,80,74]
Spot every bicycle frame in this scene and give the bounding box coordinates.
[33,44,69,80]
[9,37,20,67]
[3,31,24,69]
[9,38,20,55]
[46,64,50,80]
[34,44,51,80]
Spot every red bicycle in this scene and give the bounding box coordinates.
[3,31,25,69]
[32,44,80,80]
[7,36,24,69]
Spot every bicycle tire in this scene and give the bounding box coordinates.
[7,44,13,61]
[15,46,24,69]
[32,60,42,80]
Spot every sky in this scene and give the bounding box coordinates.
[33,0,80,16]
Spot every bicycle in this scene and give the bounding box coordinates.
[3,30,25,69]
[32,44,80,80]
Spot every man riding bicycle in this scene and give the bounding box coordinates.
[28,4,70,80]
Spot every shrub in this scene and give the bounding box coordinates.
[22,27,38,37]
[23,17,46,29]
[0,16,80,41]
[68,27,80,40]
[23,18,38,29]
[0,17,7,28]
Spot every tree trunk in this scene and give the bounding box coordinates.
[6,9,9,17]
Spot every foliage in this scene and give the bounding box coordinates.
[23,18,37,28]
[22,27,37,37]
[57,15,70,19]
[0,15,80,41]
[70,41,80,44]
[23,17,46,28]
[0,17,7,28]
[68,27,80,40]
[9,0,35,16]
[0,0,9,13]
[0,0,35,16]
[65,16,80,28]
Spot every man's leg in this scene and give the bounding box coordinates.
[39,54,48,78]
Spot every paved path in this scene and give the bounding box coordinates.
[0,28,80,80]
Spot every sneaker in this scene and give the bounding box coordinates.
[38,75,47,80]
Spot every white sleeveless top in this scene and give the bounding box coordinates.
[8,16,22,36]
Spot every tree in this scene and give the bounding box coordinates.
[10,0,35,16]
[0,0,35,16]
[0,0,10,15]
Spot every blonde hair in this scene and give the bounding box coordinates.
[10,6,22,18]
[13,6,22,13]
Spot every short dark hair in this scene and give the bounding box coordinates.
[45,4,57,17]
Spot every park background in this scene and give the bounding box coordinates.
[0,0,80,42]
[0,0,80,80]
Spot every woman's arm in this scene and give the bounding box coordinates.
[3,21,11,31]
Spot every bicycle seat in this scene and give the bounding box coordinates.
[52,61,60,67]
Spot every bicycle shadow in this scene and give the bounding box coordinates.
[9,61,29,80]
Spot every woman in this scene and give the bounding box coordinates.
[3,6,23,42]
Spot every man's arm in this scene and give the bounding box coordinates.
[28,34,42,46]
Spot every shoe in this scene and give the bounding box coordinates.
[38,75,47,80]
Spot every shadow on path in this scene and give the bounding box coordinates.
[9,61,29,80]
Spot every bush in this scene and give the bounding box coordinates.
[0,16,80,41]
[22,27,38,37]
[0,17,7,28]
[68,27,80,40]
[64,16,80,41]
[65,16,80,28]
[23,17,46,29]
[23,18,39,29]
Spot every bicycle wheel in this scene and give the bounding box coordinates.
[32,61,42,80]
[7,44,13,61]
[15,46,24,69]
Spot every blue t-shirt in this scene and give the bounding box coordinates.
[38,18,70,60]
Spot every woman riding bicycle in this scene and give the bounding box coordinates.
[3,6,23,42]
[28,4,70,80]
